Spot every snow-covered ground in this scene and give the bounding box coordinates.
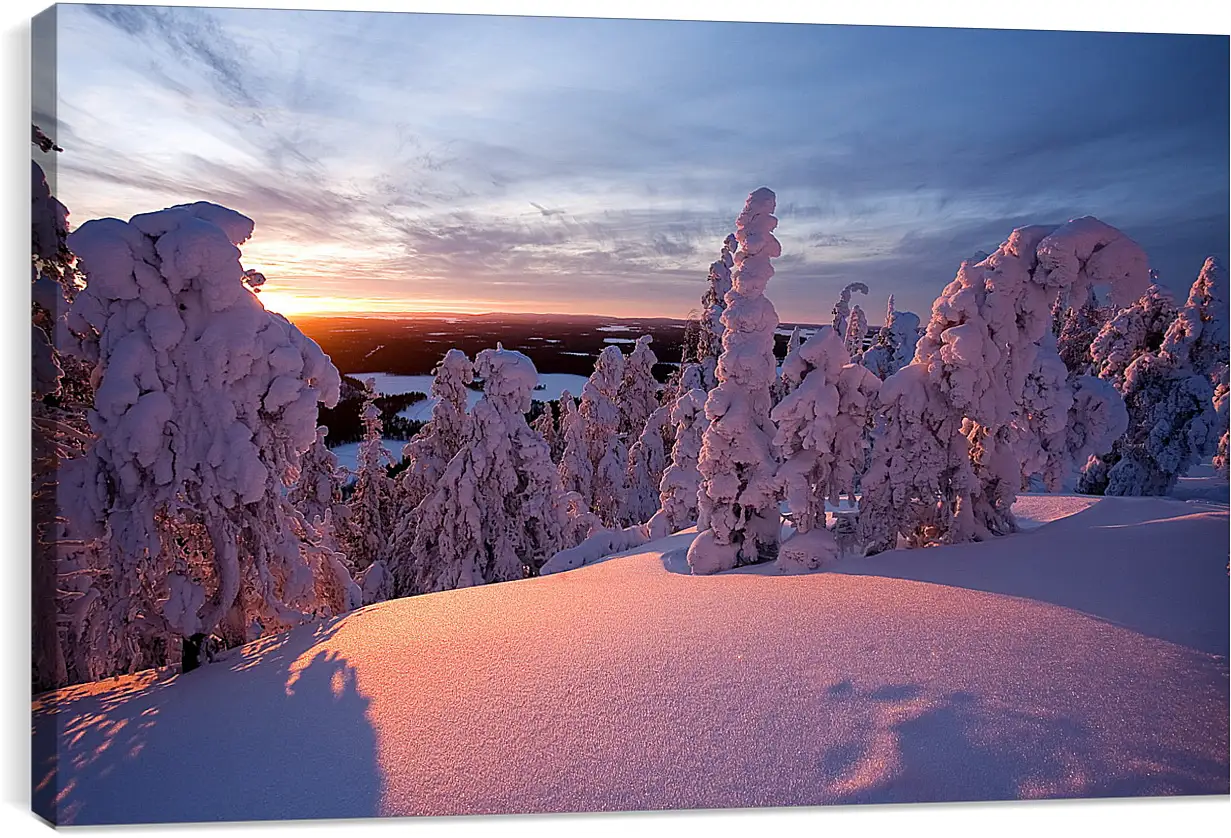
[32,494,1228,824]
[345,371,588,422]
[1171,461,1230,504]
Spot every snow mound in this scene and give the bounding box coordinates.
[33,496,1228,824]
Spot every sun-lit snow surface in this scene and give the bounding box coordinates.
[33,493,1228,824]
[1171,461,1231,504]
[350,371,589,421]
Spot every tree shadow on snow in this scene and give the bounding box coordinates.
[810,681,1228,803]
[829,499,1230,656]
[32,617,383,825]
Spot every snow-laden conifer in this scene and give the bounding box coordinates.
[289,426,348,531]
[859,218,1149,552]
[624,403,670,526]
[559,346,628,527]
[698,234,737,390]
[1081,261,1225,495]
[1161,257,1228,382]
[659,386,708,532]
[340,379,398,578]
[404,346,567,593]
[1213,367,1229,479]
[843,303,868,360]
[771,327,847,536]
[831,282,868,338]
[619,334,661,439]
[1088,283,1177,389]
[1055,286,1107,375]
[532,401,558,458]
[862,295,920,380]
[553,389,579,462]
[58,202,350,674]
[687,188,783,574]
[397,348,472,512]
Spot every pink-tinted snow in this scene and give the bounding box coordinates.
[32,496,1228,824]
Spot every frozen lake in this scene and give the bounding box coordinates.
[348,371,590,422]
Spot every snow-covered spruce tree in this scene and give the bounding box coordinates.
[698,234,737,390]
[619,334,661,439]
[1088,283,1178,389]
[403,346,567,593]
[1080,261,1226,496]
[831,282,869,338]
[1213,367,1229,479]
[659,386,708,531]
[289,426,347,529]
[57,202,351,675]
[552,390,577,462]
[785,325,803,360]
[624,403,671,526]
[855,363,970,554]
[340,379,398,578]
[862,295,921,381]
[661,359,704,424]
[1161,256,1228,382]
[396,348,472,513]
[1028,373,1128,491]
[687,188,783,574]
[31,142,89,690]
[1016,339,1079,491]
[771,327,883,560]
[843,303,868,360]
[563,490,603,548]
[773,325,805,403]
[1080,350,1217,495]
[832,356,884,504]
[858,218,1149,553]
[680,310,703,367]
[556,387,592,510]
[1055,285,1107,375]
[559,346,628,527]
[531,400,558,459]
[771,327,847,536]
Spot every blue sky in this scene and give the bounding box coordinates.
[39,4,1229,321]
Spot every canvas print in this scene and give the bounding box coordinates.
[30,2,1230,826]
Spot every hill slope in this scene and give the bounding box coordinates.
[33,495,1230,824]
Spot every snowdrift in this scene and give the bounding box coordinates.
[32,495,1229,824]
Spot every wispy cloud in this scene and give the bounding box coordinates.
[51,6,1229,320]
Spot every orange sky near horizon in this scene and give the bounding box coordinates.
[252,281,706,322]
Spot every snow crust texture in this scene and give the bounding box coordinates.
[33,494,1228,824]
